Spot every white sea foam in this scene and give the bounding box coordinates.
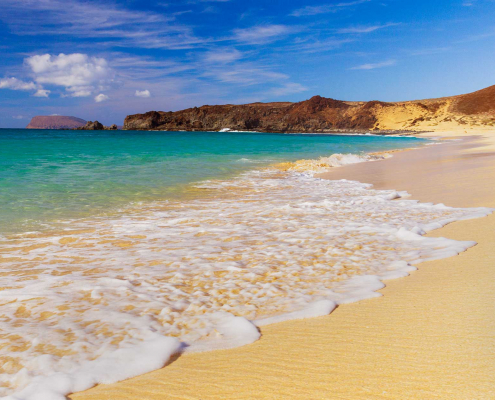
[219,128,256,133]
[279,152,390,173]
[0,152,491,399]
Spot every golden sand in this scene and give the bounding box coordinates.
[71,134,495,400]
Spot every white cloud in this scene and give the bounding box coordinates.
[135,90,151,98]
[66,87,94,97]
[351,59,397,70]
[337,23,400,34]
[291,0,370,17]
[33,89,51,97]
[203,49,243,64]
[270,82,308,97]
[1,0,202,50]
[94,93,109,102]
[12,115,28,119]
[203,65,288,86]
[233,25,295,44]
[0,77,37,91]
[25,53,113,97]
[288,38,354,53]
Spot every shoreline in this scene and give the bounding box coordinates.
[0,130,422,238]
[2,133,436,399]
[70,132,495,400]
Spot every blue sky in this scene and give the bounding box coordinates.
[1,0,494,127]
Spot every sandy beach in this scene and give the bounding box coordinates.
[68,132,495,400]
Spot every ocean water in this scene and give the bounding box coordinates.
[0,129,423,235]
[0,130,491,400]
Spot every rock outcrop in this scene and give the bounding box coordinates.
[76,121,118,130]
[123,97,383,132]
[123,85,495,133]
[26,116,86,129]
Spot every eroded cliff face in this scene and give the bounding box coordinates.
[123,86,495,132]
[124,97,386,132]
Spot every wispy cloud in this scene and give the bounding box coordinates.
[109,55,195,80]
[458,28,495,42]
[0,0,203,50]
[337,23,400,34]
[203,49,243,63]
[290,0,370,17]
[269,82,308,97]
[288,38,354,53]
[202,65,289,86]
[201,6,219,13]
[351,59,397,70]
[233,25,297,44]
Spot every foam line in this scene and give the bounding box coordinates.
[0,151,492,400]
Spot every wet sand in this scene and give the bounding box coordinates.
[71,133,495,400]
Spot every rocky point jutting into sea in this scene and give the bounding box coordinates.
[123,84,495,133]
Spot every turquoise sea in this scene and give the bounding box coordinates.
[4,129,493,400]
[0,129,425,235]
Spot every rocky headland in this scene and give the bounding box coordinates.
[123,85,495,133]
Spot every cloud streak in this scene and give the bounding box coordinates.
[351,59,397,70]
[269,82,308,97]
[290,0,370,17]
[0,0,203,50]
[337,23,400,34]
[233,25,296,44]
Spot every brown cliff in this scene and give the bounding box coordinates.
[124,85,495,133]
[26,116,86,129]
[123,97,384,132]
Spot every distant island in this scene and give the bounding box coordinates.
[26,116,87,129]
[124,84,495,133]
[26,116,118,130]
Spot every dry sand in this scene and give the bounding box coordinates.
[71,133,495,400]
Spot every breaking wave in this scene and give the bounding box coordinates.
[0,151,491,399]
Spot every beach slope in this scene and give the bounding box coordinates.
[71,134,495,400]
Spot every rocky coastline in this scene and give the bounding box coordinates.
[123,85,495,133]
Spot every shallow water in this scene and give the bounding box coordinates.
[0,129,423,235]
[1,130,491,400]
